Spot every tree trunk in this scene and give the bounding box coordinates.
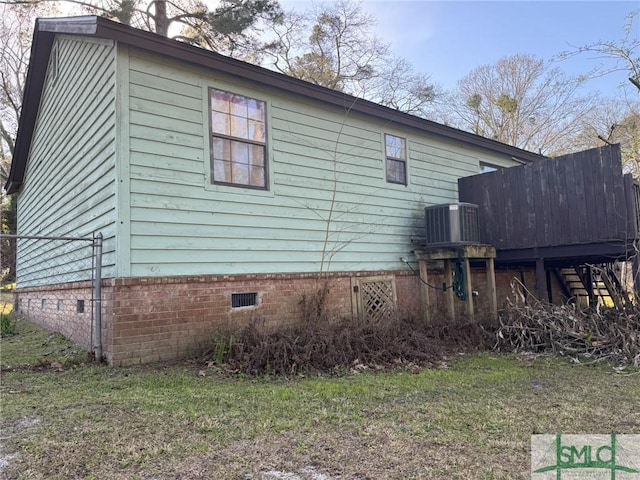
[154,0,169,36]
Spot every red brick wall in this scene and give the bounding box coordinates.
[106,271,420,365]
[14,281,96,350]
[15,267,559,365]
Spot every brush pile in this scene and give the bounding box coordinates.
[495,300,640,366]
[203,313,489,375]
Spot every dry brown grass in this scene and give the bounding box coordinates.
[2,315,639,480]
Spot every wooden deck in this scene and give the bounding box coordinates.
[458,144,639,267]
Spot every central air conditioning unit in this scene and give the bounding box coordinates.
[425,203,479,245]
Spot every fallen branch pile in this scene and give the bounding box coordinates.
[203,313,489,375]
[495,301,640,366]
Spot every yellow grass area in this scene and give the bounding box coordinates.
[1,301,12,315]
[1,284,15,315]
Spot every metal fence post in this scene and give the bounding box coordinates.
[93,232,103,361]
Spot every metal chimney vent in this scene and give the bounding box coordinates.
[425,203,479,245]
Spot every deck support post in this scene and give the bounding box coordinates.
[444,260,455,320]
[535,258,546,301]
[419,258,430,322]
[415,245,496,322]
[464,257,474,320]
[585,266,595,307]
[486,257,497,320]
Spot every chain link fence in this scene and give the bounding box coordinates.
[0,232,103,359]
[0,232,15,315]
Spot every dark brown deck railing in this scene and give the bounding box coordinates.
[633,180,640,237]
[458,144,638,260]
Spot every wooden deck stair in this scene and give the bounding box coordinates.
[557,264,630,309]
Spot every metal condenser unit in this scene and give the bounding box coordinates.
[424,203,479,245]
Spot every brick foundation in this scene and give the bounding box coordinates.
[14,281,96,350]
[15,267,556,365]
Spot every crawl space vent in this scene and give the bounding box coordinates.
[231,292,258,308]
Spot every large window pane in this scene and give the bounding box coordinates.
[210,88,267,189]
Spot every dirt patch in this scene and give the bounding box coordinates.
[259,466,330,479]
[143,430,526,480]
[0,416,41,476]
[0,453,17,474]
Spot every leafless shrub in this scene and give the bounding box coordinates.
[495,290,640,367]
[203,312,490,375]
[298,280,331,325]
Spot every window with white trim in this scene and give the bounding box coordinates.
[385,134,407,185]
[479,162,499,174]
[209,88,267,189]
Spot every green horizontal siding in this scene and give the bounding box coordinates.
[17,37,117,287]
[123,48,520,277]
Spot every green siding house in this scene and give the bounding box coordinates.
[6,16,544,365]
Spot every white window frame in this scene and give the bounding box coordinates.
[384,133,408,185]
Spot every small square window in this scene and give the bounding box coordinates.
[41,299,46,309]
[231,292,258,308]
[77,300,85,314]
[385,134,407,185]
[57,300,63,311]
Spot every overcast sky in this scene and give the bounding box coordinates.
[280,0,639,98]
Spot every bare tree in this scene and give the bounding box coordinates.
[600,107,640,176]
[564,98,640,176]
[557,9,640,91]
[265,0,439,118]
[0,3,49,283]
[1,2,56,183]
[360,56,440,119]
[267,1,386,90]
[447,53,598,155]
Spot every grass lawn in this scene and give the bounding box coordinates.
[1,317,639,479]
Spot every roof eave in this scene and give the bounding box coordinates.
[4,16,546,194]
[87,17,544,163]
